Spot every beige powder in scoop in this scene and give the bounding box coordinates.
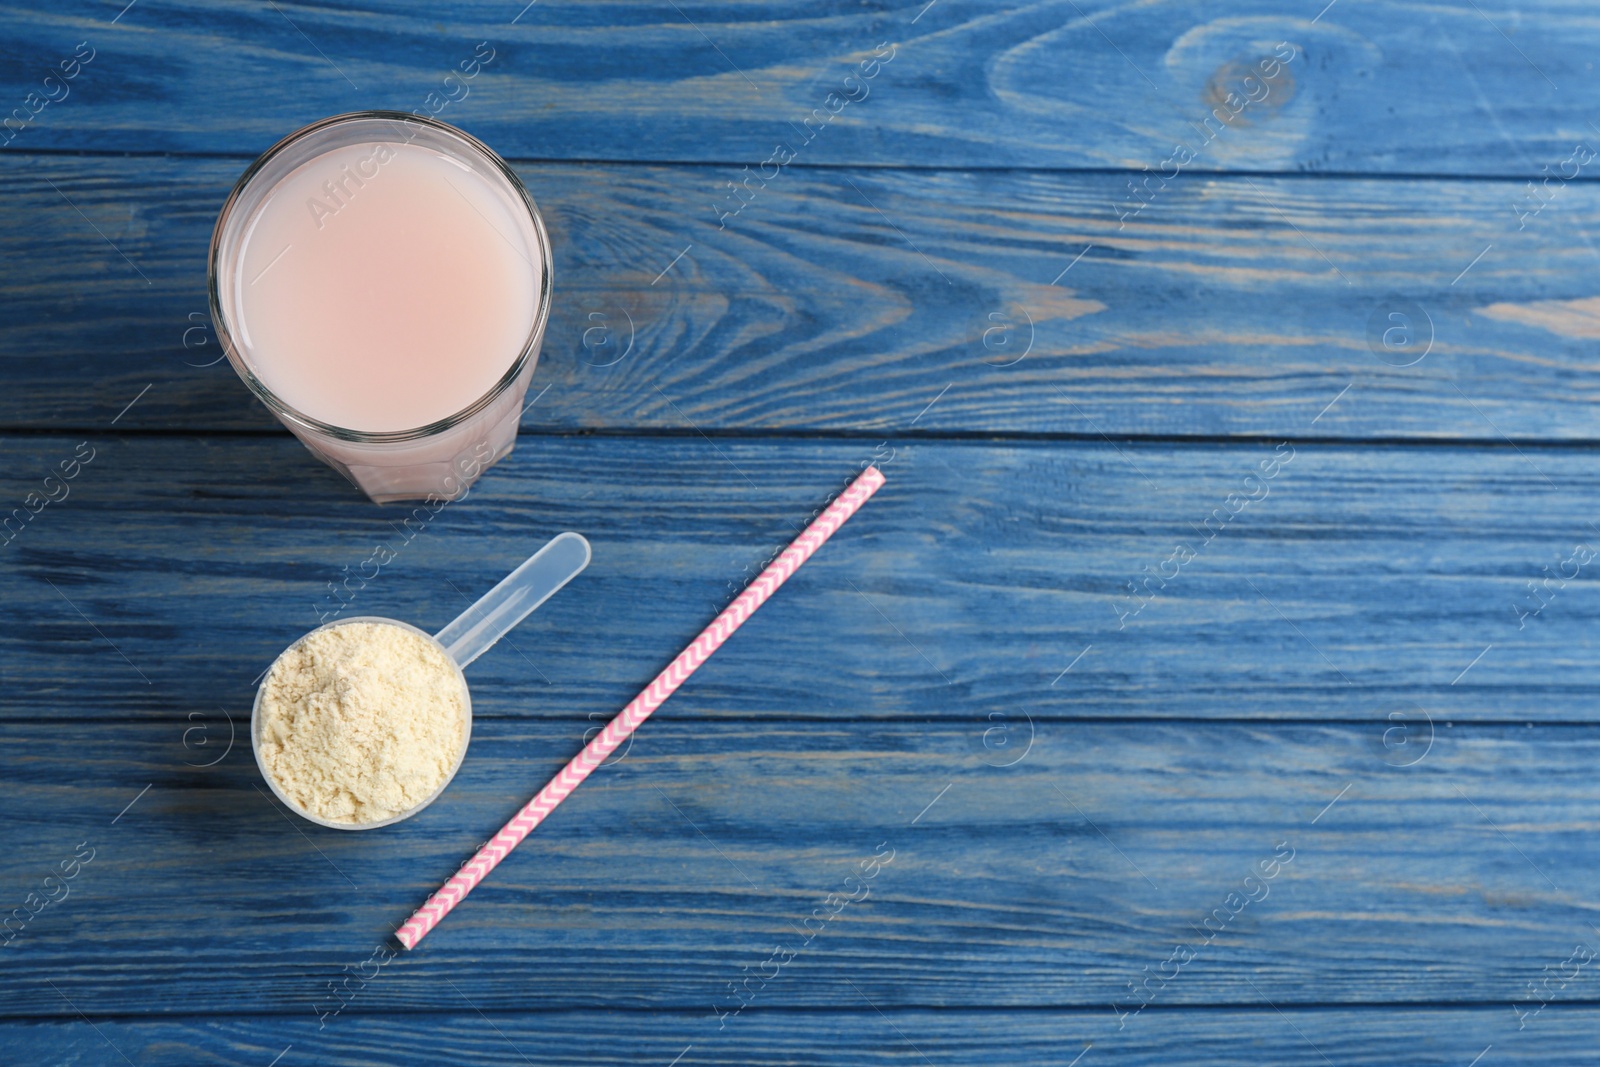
[257,621,466,825]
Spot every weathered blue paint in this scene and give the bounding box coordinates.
[0,2,1595,1063]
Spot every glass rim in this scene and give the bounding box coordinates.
[207,110,553,444]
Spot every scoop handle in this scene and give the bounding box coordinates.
[435,532,591,668]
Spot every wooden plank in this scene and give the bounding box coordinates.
[3,719,1599,1015]
[4,433,1599,722]
[4,1,1599,175]
[7,154,1600,439]
[1,1006,1592,1066]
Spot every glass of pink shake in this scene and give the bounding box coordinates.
[208,112,552,504]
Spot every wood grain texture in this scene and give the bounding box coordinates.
[3,1007,1595,1066]
[5,2,1599,1056]
[3,0,1598,174]
[5,434,1600,723]
[1,718,1597,1015]
[7,154,1600,439]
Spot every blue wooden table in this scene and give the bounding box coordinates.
[5,1,1600,1063]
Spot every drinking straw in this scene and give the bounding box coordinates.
[396,465,887,949]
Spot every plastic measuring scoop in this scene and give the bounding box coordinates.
[432,532,591,667]
[252,531,591,830]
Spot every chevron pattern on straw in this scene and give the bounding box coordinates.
[395,465,886,949]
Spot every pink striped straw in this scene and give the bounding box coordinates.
[396,465,887,949]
